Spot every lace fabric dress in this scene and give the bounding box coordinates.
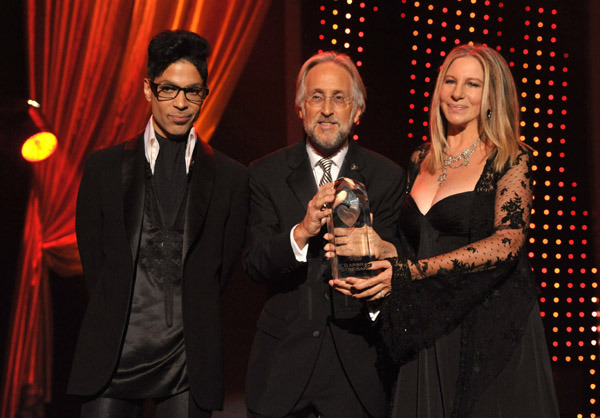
[380,145,559,417]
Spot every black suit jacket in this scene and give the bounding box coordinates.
[243,140,405,417]
[67,134,249,410]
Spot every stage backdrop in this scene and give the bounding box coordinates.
[1,1,271,417]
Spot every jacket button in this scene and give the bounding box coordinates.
[312,330,320,338]
[323,292,330,301]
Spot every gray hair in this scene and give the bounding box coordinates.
[295,51,366,115]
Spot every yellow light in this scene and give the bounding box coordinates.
[331,39,338,45]
[21,132,58,162]
[333,24,339,30]
[333,9,339,15]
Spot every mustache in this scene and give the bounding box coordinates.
[317,117,340,124]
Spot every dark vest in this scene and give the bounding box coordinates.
[104,137,190,398]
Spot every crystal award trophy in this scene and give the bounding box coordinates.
[327,177,376,280]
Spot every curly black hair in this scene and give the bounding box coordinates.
[147,30,211,82]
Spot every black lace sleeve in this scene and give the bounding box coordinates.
[416,152,532,277]
[379,151,534,366]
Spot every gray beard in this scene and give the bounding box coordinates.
[305,126,350,158]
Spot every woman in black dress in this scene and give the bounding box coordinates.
[328,44,559,417]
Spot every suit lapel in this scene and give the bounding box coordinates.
[286,141,317,210]
[183,139,216,264]
[121,136,146,262]
[338,141,367,184]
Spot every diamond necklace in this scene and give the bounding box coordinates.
[437,137,482,186]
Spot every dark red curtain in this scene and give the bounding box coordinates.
[2,1,271,416]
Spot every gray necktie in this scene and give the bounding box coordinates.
[318,158,333,186]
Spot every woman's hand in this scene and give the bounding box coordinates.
[328,259,393,301]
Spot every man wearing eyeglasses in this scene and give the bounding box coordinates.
[68,30,248,417]
[244,52,405,418]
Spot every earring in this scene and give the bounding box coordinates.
[487,109,492,119]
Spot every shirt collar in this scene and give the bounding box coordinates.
[143,116,197,174]
[305,140,348,170]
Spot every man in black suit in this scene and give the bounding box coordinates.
[244,52,405,418]
[67,30,248,417]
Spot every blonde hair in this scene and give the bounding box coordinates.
[427,44,526,173]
